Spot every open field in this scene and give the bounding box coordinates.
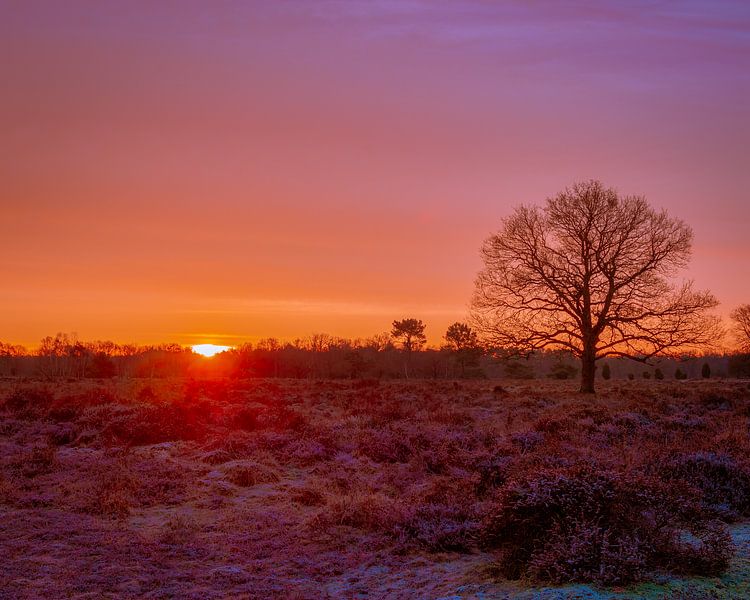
[2,378,750,599]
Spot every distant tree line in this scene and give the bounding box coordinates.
[1,321,748,380]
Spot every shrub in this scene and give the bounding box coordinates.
[3,388,55,419]
[654,368,664,380]
[395,501,478,552]
[48,423,78,446]
[510,431,544,454]
[661,452,750,520]
[672,520,733,575]
[675,368,688,380]
[291,486,325,506]
[699,392,733,411]
[223,462,280,487]
[475,455,515,496]
[17,444,58,478]
[231,406,260,431]
[728,354,750,378]
[504,361,535,379]
[492,385,509,397]
[480,465,731,584]
[601,364,611,380]
[702,363,711,379]
[547,362,577,380]
[357,427,413,463]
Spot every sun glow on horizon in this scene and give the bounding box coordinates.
[192,343,232,357]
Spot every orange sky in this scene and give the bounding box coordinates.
[2,2,749,347]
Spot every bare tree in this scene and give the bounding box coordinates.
[471,180,719,393]
[391,318,426,378]
[0,342,26,376]
[731,304,750,352]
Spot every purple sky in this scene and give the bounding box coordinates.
[1,1,748,345]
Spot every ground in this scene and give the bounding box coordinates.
[1,378,749,599]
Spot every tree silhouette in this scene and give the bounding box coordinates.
[444,322,478,350]
[730,305,750,352]
[471,180,719,394]
[444,322,481,378]
[391,318,426,378]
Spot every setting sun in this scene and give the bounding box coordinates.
[191,344,232,357]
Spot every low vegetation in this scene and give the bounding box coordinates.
[1,378,750,597]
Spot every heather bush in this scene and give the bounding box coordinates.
[510,430,544,454]
[3,387,55,419]
[698,391,733,411]
[223,461,281,487]
[85,458,137,518]
[395,501,478,552]
[16,444,57,478]
[480,464,731,584]
[47,423,78,446]
[357,426,414,463]
[3,377,748,594]
[291,486,325,506]
[229,405,261,431]
[661,452,750,519]
[475,455,515,496]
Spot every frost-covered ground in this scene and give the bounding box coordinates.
[1,378,749,599]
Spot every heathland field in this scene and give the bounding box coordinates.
[2,378,750,599]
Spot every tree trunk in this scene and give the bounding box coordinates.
[580,348,597,394]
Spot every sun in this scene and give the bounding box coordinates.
[192,343,232,357]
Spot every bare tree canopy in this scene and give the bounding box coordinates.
[731,305,750,352]
[471,180,720,393]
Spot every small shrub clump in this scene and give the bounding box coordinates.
[480,465,734,584]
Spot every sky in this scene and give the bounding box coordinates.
[1,0,749,347]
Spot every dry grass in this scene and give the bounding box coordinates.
[1,377,749,597]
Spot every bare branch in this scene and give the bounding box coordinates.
[470,180,719,393]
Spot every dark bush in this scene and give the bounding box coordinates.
[728,354,750,378]
[547,362,577,380]
[231,406,260,431]
[357,427,413,463]
[99,399,216,445]
[48,423,78,446]
[480,465,731,584]
[671,520,733,575]
[662,452,750,520]
[4,388,55,418]
[699,391,733,411]
[510,431,544,453]
[475,455,515,496]
[396,502,478,552]
[503,361,535,379]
